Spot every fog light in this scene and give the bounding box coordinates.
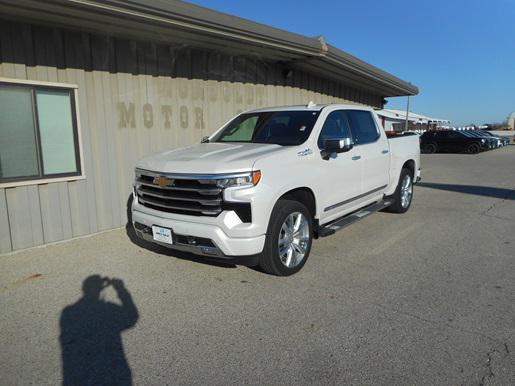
[201,246,217,255]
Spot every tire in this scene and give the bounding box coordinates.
[467,143,480,154]
[423,143,437,154]
[385,168,413,214]
[259,199,313,276]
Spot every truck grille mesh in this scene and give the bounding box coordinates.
[135,170,223,216]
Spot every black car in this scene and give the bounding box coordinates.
[420,130,487,154]
[461,131,497,149]
[480,130,510,146]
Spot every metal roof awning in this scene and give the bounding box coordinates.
[377,109,450,124]
[0,0,419,97]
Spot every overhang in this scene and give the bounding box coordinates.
[378,109,450,124]
[0,0,418,97]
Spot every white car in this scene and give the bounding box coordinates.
[132,103,421,276]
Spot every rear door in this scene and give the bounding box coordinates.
[316,110,362,222]
[346,110,390,201]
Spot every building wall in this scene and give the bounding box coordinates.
[0,20,383,253]
[508,113,515,130]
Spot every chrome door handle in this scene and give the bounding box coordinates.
[352,155,361,160]
[381,149,389,154]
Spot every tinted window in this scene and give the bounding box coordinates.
[346,110,379,145]
[212,111,320,146]
[317,110,352,148]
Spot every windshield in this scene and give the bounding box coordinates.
[211,110,320,146]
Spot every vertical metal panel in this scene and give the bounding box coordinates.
[38,182,71,243]
[99,71,122,227]
[5,186,44,250]
[0,189,12,253]
[113,72,135,226]
[0,21,27,79]
[67,179,92,237]
[65,67,99,235]
[85,70,114,231]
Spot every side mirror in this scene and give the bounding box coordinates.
[322,137,353,160]
[201,136,210,143]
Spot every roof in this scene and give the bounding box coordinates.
[249,103,374,113]
[377,109,450,124]
[0,0,418,97]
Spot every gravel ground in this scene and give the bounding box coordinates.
[1,147,514,385]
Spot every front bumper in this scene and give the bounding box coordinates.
[131,206,266,258]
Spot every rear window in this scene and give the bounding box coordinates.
[346,110,379,145]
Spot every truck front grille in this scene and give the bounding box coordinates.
[135,169,223,216]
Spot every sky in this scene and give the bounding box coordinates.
[187,0,514,127]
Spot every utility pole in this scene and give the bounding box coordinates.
[404,95,410,132]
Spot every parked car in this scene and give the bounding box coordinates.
[131,104,421,276]
[462,131,498,149]
[480,131,510,146]
[420,130,487,154]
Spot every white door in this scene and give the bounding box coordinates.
[346,110,390,200]
[316,110,362,223]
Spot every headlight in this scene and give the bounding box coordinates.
[481,139,485,143]
[199,170,261,188]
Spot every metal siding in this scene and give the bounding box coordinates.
[0,189,12,253]
[62,68,99,236]
[5,186,44,250]
[99,71,123,227]
[0,20,377,253]
[87,70,113,231]
[38,183,72,243]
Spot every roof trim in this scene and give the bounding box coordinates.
[0,0,418,96]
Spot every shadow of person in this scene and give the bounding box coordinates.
[59,275,139,386]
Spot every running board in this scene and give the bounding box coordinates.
[317,200,393,237]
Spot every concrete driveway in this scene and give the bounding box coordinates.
[1,147,514,385]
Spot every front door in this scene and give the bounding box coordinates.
[316,110,362,223]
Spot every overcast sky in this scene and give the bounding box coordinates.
[188,0,515,126]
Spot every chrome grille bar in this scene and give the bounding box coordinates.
[136,187,222,206]
[136,179,221,195]
[135,169,224,216]
[137,197,221,216]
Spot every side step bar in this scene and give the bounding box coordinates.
[317,199,393,237]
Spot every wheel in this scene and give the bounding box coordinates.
[423,143,437,153]
[259,199,313,276]
[467,143,480,154]
[385,168,413,214]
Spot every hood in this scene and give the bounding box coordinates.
[136,142,287,174]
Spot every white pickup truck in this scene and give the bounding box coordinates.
[132,103,420,275]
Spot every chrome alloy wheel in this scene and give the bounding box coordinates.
[400,174,413,209]
[278,212,310,268]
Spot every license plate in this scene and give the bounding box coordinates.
[152,225,173,244]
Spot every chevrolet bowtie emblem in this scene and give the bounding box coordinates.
[153,176,174,187]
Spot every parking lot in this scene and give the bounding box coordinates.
[1,147,514,385]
